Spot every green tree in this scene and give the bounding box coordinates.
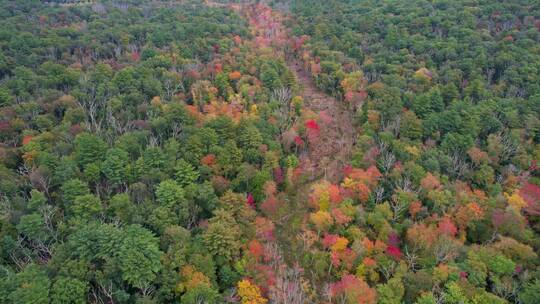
[203,209,241,263]
[377,277,405,304]
[53,157,78,185]
[16,213,48,241]
[184,181,218,216]
[7,265,50,304]
[74,133,107,168]
[238,123,263,150]
[414,292,437,304]
[442,282,469,304]
[412,88,444,119]
[61,179,90,205]
[108,193,136,224]
[196,127,219,154]
[102,148,129,186]
[260,64,282,90]
[155,179,195,227]
[70,194,102,220]
[50,277,88,304]
[27,189,47,210]
[156,179,185,207]
[180,285,220,304]
[148,206,180,233]
[117,225,162,289]
[216,140,243,177]
[401,111,423,140]
[174,159,199,186]
[519,280,540,304]
[83,162,101,185]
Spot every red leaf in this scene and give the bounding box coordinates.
[438,216,458,237]
[294,136,304,146]
[22,135,34,145]
[322,233,339,248]
[247,193,255,208]
[386,245,402,260]
[305,119,320,131]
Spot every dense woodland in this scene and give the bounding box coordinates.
[0,0,539,303]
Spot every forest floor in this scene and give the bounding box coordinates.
[276,58,356,275]
[272,59,357,300]
[289,59,354,184]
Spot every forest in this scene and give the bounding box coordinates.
[0,0,538,303]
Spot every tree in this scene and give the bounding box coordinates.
[136,146,166,183]
[404,271,434,303]
[376,277,404,304]
[216,140,243,177]
[155,179,185,207]
[215,72,232,99]
[237,279,268,304]
[309,210,334,232]
[191,80,217,111]
[218,190,247,217]
[6,264,50,304]
[117,225,162,289]
[401,111,423,140]
[519,280,540,304]
[61,179,90,204]
[155,179,193,226]
[442,281,468,304]
[27,189,47,210]
[329,275,377,304]
[102,148,129,186]
[180,285,220,304]
[108,193,135,224]
[184,181,218,217]
[50,277,88,304]
[149,205,180,233]
[238,124,263,151]
[174,159,200,186]
[504,192,528,211]
[70,194,102,220]
[203,209,241,262]
[260,64,282,90]
[17,213,48,241]
[74,133,107,167]
[412,88,443,119]
[53,157,78,185]
[414,292,437,304]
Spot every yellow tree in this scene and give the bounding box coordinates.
[505,192,528,211]
[237,279,268,304]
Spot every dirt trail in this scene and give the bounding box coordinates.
[276,59,356,291]
[240,0,357,294]
[290,60,354,183]
[204,2,356,300]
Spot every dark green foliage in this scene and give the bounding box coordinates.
[61,179,90,205]
[74,133,107,168]
[16,213,48,241]
[117,225,162,289]
[1,265,50,304]
[180,285,220,304]
[174,159,200,186]
[50,277,88,304]
[519,279,540,304]
[102,148,129,186]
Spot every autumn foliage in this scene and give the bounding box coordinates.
[329,275,377,304]
[237,279,268,304]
